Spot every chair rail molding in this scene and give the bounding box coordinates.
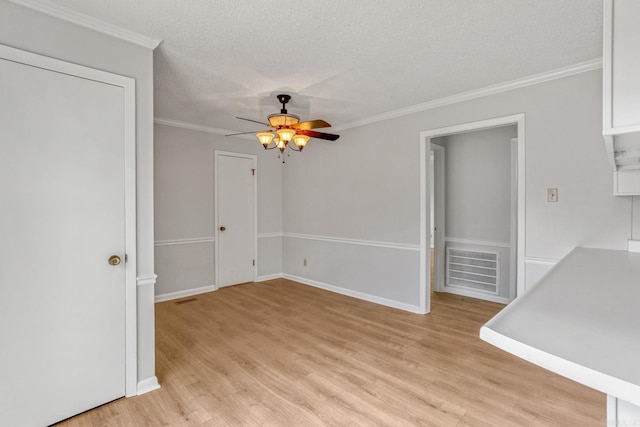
[283,232,419,252]
[444,237,511,249]
[137,274,158,287]
[154,237,215,246]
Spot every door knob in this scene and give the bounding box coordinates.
[219,226,226,231]
[108,255,121,266]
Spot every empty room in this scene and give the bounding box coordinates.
[1,0,639,426]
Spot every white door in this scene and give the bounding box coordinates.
[0,53,127,426]
[216,153,256,287]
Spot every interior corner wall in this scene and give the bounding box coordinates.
[0,3,157,385]
[282,68,633,307]
[153,124,283,299]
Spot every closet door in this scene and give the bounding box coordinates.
[216,152,256,287]
[0,51,128,426]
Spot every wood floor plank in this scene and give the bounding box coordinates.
[57,279,605,426]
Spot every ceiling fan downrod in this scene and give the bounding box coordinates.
[277,94,291,114]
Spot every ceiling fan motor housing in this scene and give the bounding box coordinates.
[268,113,300,128]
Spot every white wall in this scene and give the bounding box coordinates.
[282,69,634,308]
[282,125,422,310]
[440,126,516,243]
[153,124,283,299]
[153,69,640,311]
[0,2,157,386]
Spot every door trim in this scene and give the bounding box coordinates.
[214,151,258,288]
[0,44,138,396]
[509,138,518,300]
[430,143,446,292]
[419,114,526,314]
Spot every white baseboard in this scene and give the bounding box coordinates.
[153,274,422,313]
[440,287,510,304]
[256,273,283,282]
[137,376,160,395]
[155,284,217,303]
[282,273,422,314]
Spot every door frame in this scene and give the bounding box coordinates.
[509,138,519,300]
[0,44,138,396]
[419,114,526,314]
[214,151,258,288]
[430,143,446,292]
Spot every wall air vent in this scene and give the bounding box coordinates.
[446,248,499,294]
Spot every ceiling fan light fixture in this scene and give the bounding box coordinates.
[292,134,309,150]
[256,132,274,148]
[275,137,286,152]
[276,128,296,143]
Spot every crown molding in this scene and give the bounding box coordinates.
[154,117,255,140]
[155,58,603,134]
[9,0,162,49]
[333,58,603,131]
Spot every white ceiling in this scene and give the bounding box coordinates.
[49,0,603,133]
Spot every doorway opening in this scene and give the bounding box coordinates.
[419,114,526,314]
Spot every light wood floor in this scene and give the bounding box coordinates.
[59,279,604,426]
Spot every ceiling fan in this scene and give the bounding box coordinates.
[226,94,340,155]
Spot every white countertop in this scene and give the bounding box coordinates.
[480,247,640,406]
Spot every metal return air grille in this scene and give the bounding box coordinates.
[446,248,499,294]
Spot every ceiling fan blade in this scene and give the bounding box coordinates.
[236,116,271,127]
[225,130,270,137]
[296,129,340,141]
[293,119,331,130]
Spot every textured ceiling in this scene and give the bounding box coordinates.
[49,0,602,133]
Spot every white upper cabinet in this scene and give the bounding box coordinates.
[607,0,640,129]
[603,0,640,195]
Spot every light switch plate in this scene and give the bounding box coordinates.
[547,188,558,202]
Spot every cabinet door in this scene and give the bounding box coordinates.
[611,0,640,129]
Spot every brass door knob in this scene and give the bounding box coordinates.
[108,255,121,266]
[220,226,226,231]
